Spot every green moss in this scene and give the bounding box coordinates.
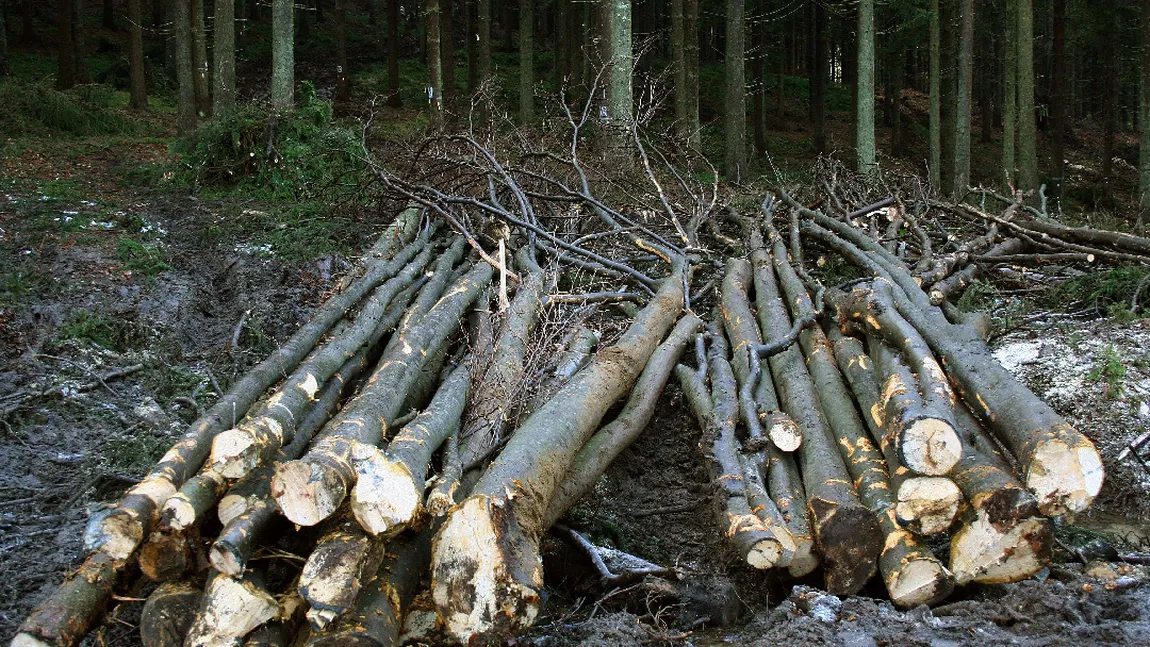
[117,238,171,277]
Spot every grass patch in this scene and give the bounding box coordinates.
[117,238,171,277]
[101,431,172,475]
[57,309,143,352]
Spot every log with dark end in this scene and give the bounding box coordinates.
[137,527,196,582]
[139,581,202,647]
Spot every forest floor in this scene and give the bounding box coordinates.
[4,92,1150,646]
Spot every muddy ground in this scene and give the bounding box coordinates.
[3,145,1150,647]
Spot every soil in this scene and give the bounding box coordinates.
[4,145,1150,647]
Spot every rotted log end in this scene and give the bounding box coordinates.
[950,512,1053,585]
[350,447,423,537]
[14,552,118,647]
[299,529,378,631]
[764,412,803,453]
[900,418,962,476]
[809,496,883,595]
[138,529,193,582]
[140,581,203,647]
[210,426,273,480]
[86,478,175,560]
[425,484,458,518]
[272,459,348,527]
[184,574,281,647]
[430,494,543,645]
[1024,429,1105,517]
[895,477,962,536]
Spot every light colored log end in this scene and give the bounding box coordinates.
[160,496,197,532]
[209,427,267,480]
[272,460,347,527]
[896,477,962,536]
[951,512,1052,585]
[766,415,803,453]
[746,538,788,570]
[886,558,953,608]
[184,575,280,647]
[90,510,146,562]
[431,494,543,645]
[299,531,374,630]
[786,536,820,578]
[901,418,962,476]
[209,542,245,577]
[11,634,51,647]
[1026,435,1105,517]
[349,449,422,536]
[217,493,250,528]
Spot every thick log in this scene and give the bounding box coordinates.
[429,270,685,644]
[139,581,202,647]
[206,239,434,481]
[87,213,422,563]
[183,571,282,647]
[749,245,818,577]
[273,253,491,527]
[458,249,545,468]
[756,235,883,595]
[675,334,797,570]
[242,593,305,647]
[545,313,703,525]
[804,223,1104,517]
[298,518,389,630]
[12,553,117,647]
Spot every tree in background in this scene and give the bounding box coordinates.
[929,0,941,190]
[175,0,197,134]
[335,0,349,105]
[856,0,875,175]
[427,0,444,128]
[1049,0,1067,205]
[442,0,455,108]
[1,0,10,77]
[606,0,632,140]
[128,0,147,110]
[388,0,401,107]
[1002,0,1017,189]
[272,0,294,110]
[192,0,210,117]
[1016,0,1038,190]
[810,0,827,154]
[213,0,236,118]
[725,0,745,181]
[952,0,973,198]
[1141,0,1150,224]
[519,0,533,124]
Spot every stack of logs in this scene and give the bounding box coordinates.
[12,186,1122,647]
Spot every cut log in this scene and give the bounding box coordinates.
[298,519,389,630]
[139,581,202,647]
[545,312,703,525]
[273,253,491,527]
[675,333,797,570]
[12,553,117,647]
[87,213,422,563]
[749,244,818,577]
[756,233,883,595]
[242,593,305,647]
[183,571,282,647]
[429,269,685,645]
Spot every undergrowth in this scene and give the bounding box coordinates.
[1051,265,1150,321]
[0,79,134,138]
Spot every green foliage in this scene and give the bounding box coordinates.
[58,310,123,350]
[1087,345,1127,399]
[175,84,362,200]
[956,279,999,312]
[101,431,172,474]
[0,79,134,138]
[117,238,171,277]
[1052,266,1150,319]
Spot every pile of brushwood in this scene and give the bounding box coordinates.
[17,127,1150,647]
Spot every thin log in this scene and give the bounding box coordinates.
[927,237,1025,305]
[351,362,471,535]
[87,213,422,563]
[826,327,954,608]
[545,313,703,525]
[757,232,883,595]
[272,255,492,526]
[429,270,685,644]
[12,553,117,647]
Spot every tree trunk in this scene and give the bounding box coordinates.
[751,17,766,156]
[72,0,89,83]
[929,0,941,189]
[442,0,455,107]
[671,0,688,140]
[213,0,235,118]
[685,0,700,148]
[388,0,401,106]
[477,0,491,92]
[465,0,476,94]
[606,0,632,141]
[271,0,294,110]
[21,0,36,45]
[856,0,875,174]
[427,0,444,128]
[175,0,197,133]
[103,0,116,30]
[891,49,904,153]
[1003,0,1017,189]
[0,1,8,76]
[1049,0,1066,206]
[724,0,745,180]
[940,0,956,195]
[1017,0,1038,190]
[519,0,532,123]
[952,0,973,198]
[334,0,348,105]
[811,0,826,153]
[1103,0,1117,181]
[192,0,210,116]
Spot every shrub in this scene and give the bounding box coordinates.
[0,79,133,138]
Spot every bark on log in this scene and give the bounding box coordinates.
[927,238,1025,305]
[756,235,883,595]
[207,238,434,481]
[675,333,797,570]
[139,581,202,647]
[351,362,470,535]
[298,518,390,629]
[804,223,1104,517]
[429,270,685,644]
[12,553,117,647]
[545,313,703,525]
[273,252,491,527]
[458,250,545,468]
[749,245,818,576]
[87,213,422,563]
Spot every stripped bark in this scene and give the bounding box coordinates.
[87,211,422,563]
[430,270,685,644]
[273,253,491,526]
[826,328,954,607]
[756,234,883,595]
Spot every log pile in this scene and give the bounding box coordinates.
[19,139,1149,646]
